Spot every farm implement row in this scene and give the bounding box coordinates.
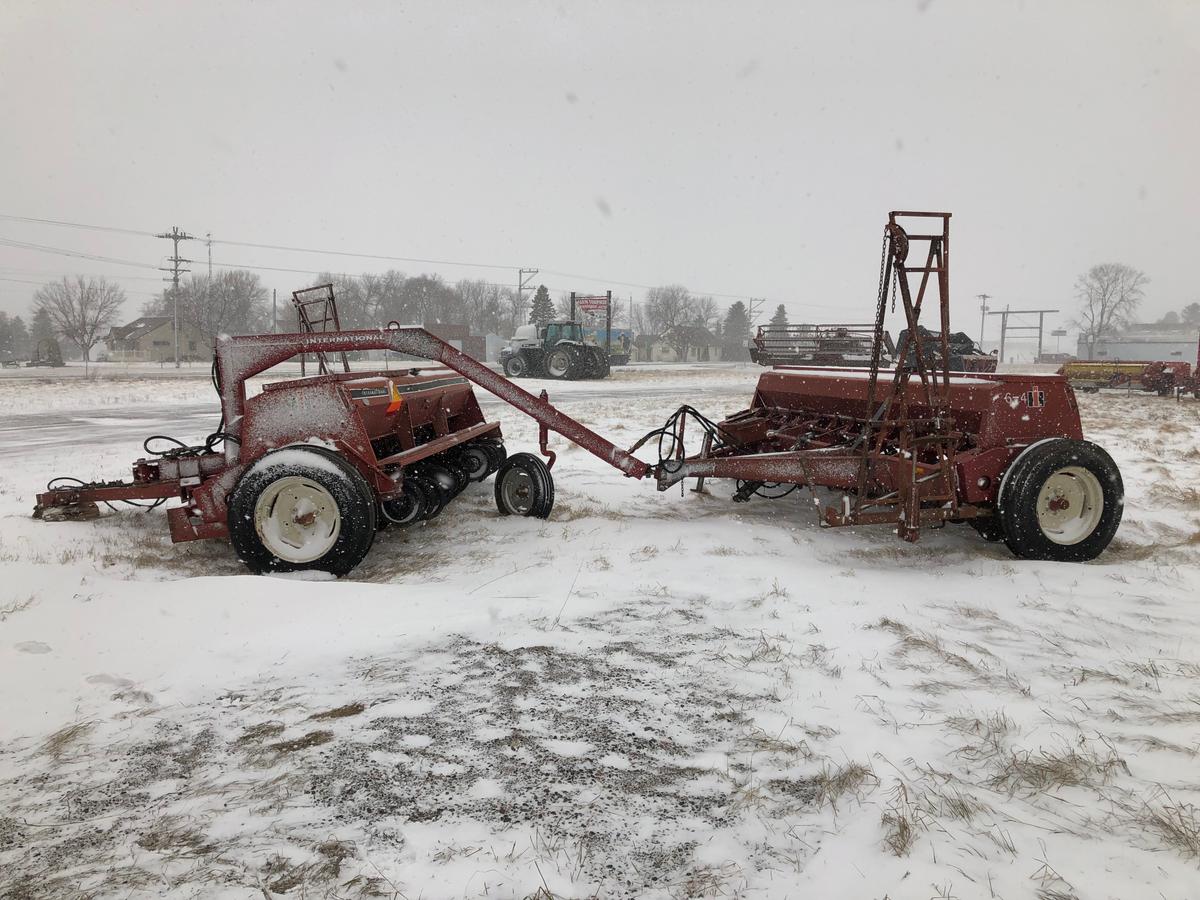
[35,212,1124,575]
[1059,349,1200,400]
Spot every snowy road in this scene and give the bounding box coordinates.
[0,379,741,459]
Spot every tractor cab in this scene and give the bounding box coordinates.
[542,321,586,348]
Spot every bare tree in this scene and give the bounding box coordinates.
[35,276,125,362]
[692,295,718,330]
[553,292,574,320]
[629,301,652,355]
[1073,264,1148,359]
[645,284,693,334]
[645,284,695,360]
[504,286,527,334]
[145,270,270,338]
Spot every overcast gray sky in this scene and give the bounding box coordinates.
[1,0,1197,348]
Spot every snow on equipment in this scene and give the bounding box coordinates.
[750,323,893,367]
[1058,332,1200,399]
[750,324,993,373]
[1059,358,1194,396]
[34,335,513,575]
[896,326,997,373]
[34,211,1123,573]
[1173,334,1200,399]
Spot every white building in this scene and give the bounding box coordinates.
[1077,324,1199,363]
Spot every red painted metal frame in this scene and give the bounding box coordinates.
[215,328,648,478]
[36,326,649,542]
[35,212,1105,554]
[657,368,1083,506]
[653,212,1090,542]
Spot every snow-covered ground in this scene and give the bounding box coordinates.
[1,367,1199,899]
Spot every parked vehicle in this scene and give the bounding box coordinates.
[500,321,611,379]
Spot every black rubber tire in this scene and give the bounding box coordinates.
[305,444,376,511]
[573,348,596,379]
[456,445,492,482]
[482,442,508,476]
[441,459,471,495]
[380,478,428,526]
[227,446,376,576]
[409,474,445,521]
[997,439,1123,562]
[503,355,527,378]
[592,350,611,379]
[494,452,554,518]
[968,516,1006,543]
[419,462,460,503]
[546,348,573,380]
[567,345,590,379]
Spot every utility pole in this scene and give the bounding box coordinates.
[986,306,1059,363]
[976,293,992,347]
[155,226,194,368]
[747,298,765,325]
[517,268,538,322]
[206,233,213,352]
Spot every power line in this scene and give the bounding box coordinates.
[0,236,160,271]
[0,275,158,296]
[0,213,519,273]
[207,236,517,272]
[0,266,163,282]
[0,211,849,312]
[538,267,831,310]
[0,213,155,238]
[202,257,521,291]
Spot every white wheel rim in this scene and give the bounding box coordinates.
[500,468,537,513]
[548,353,569,377]
[253,476,341,563]
[1035,466,1104,545]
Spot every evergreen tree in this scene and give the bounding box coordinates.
[0,312,10,355]
[770,304,788,327]
[30,306,56,346]
[722,301,751,361]
[528,284,555,328]
[10,315,30,358]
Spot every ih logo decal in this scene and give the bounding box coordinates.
[1026,389,1046,408]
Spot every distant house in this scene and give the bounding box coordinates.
[643,325,722,363]
[422,321,486,361]
[104,316,210,363]
[1078,323,1200,363]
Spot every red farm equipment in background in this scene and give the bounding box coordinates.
[34,211,1125,574]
